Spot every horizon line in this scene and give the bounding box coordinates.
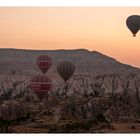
[0,47,94,51]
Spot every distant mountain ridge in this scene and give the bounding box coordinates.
[0,48,139,75]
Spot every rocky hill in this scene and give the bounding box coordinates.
[0,48,139,75]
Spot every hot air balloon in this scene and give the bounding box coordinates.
[30,75,52,99]
[126,15,140,37]
[57,61,75,82]
[37,55,52,74]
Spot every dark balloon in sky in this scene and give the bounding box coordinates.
[126,15,140,37]
[30,75,52,99]
[57,61,75,82]
[37,55,52,74]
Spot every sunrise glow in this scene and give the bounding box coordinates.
[0,7,140,67]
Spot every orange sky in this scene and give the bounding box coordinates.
[0,7,140,67]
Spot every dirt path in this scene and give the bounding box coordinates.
[93,122,140,133]
[9,125,49,133]
[7,121,140,133]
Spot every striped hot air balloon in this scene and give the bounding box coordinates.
[57,61,75,82]
[30,75,52,99]
[37,55,52,74]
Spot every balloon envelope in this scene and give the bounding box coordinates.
[30,75,52,99]
[37,55,52,74]
[57,61,75,82]
[126,15,140,37]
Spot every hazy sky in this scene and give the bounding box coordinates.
[0,7,140,67]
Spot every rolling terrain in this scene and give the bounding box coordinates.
[0,48,139,75]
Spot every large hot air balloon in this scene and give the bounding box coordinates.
[37,55,52,74]
[126,15,140,37]
[57,61,75,82]
[30,75,52,99]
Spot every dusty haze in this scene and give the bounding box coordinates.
[0,7,140,67]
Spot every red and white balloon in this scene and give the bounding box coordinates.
[30,75,52,99]
[37,55,52,74]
